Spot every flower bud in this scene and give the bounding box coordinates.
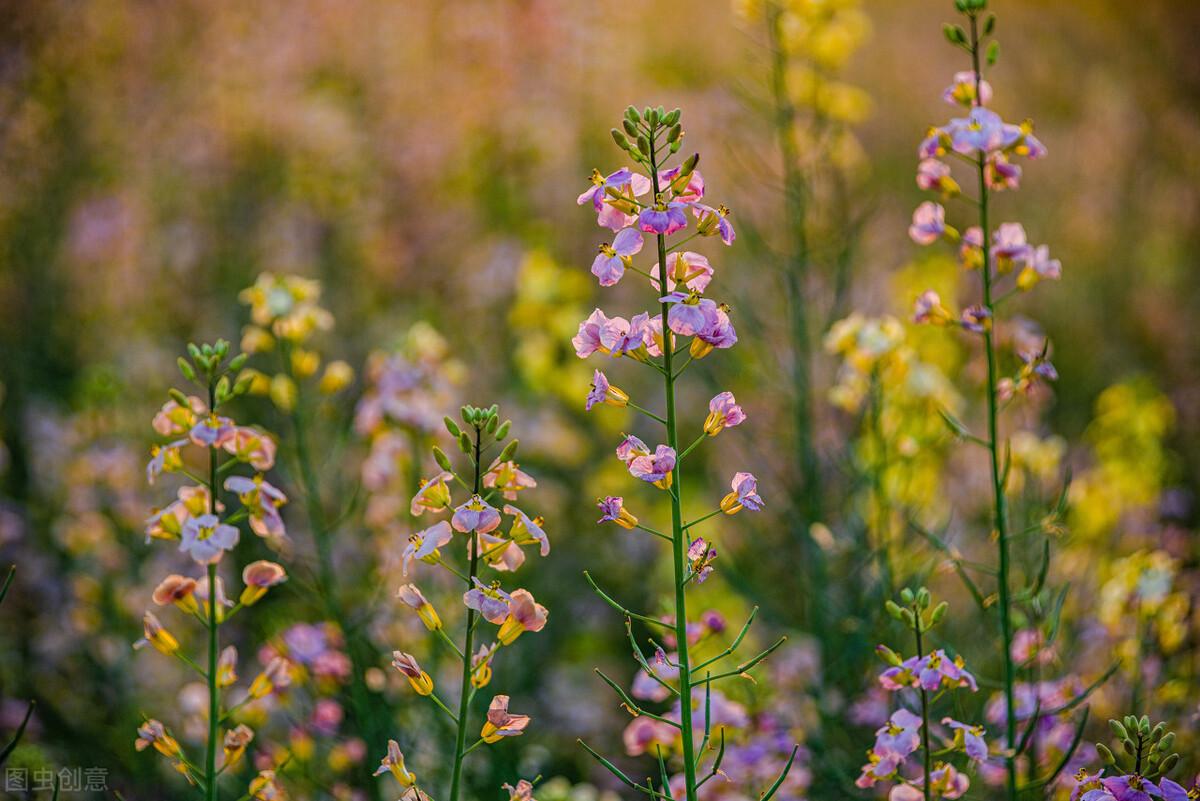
[486,415,498,434]
[497,439,519,463]
[444,416,461,438]
[318,360,354,394]
[637,135,651,156]
[667,124,682,144]
[1157,731,1175,752]
[495,420,511,440]
[885,600,904,620]
[168,388,190,407]
[625,105,641,123]
[1096,743,1116,765]
[269,374,297,412]
[876,644,903,667]
[461,405,474,425]
[899,588,915,605]
[931,601,949,625]
[177,357,196,382]
[458,431,472,454]
[622,119,638,137]
[1158,753,1179,774]
[432,446,453,472]
[227,352,249,373]
[917,588,931,608]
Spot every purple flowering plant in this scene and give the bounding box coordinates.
[858,588,987,801]
[573,104,796,801]
[374,404,547,801]
[136,339,292,799]
[1071,715,1187,801]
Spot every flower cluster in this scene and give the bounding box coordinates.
[574,105,794,801]
[377,404,545,801]
[136,339,291,798]
[1071,715,1188,801]
[858,589,986,801]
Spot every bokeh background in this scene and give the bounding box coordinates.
[1,0,1199,799]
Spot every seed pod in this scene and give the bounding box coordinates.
[461,406,474,425]
[444,416,462,438]
[986,40,1000,66]
[432,446,453,472]
[943,23,966,45]
[498,439,519,463]
[983,13,996,34]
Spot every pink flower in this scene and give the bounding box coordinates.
[916,159,959,196]
[503,505,550,557]
[691,202,735,245]
[484,460,537,500]
[591,227,644,287]
[189,415,236,448]
[224,475,288,540]
[985,153,1022,190]
[627,445,677,489]
[991,222,1032,271]
[597,496,638,529]
[497,588,548,645]
[153,396,206,436]
[908,201,946,245]
[913,290,953,326]
[638,200,688,235]
[651,251,714,293]
[464,578,513,624]
[720,472,764,513]
[658,166,705,202]
[623,716,678,757]
[482,695,531,742]
[943,70,993,106]
[572,308,617,358]
[704,391,745,436]
[222,427,276,470]
[943,718,988,762]
[615,434,650,463]
[402,520,453,575]
[578,168,652,231]
[659,291,718,337]
[409,471,453,516]
[452,495,501,534]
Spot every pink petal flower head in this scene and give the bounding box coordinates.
[223,427,276,470]
[391,650,434,695]
[504,779,537,801]
[687,537,717,583]
[652,251,714,293]
[482,695,531,742]
[225,474,288,540]
[1016,244,1061,291]
[475,532,526,572]
[464,577,513,624]
[503,505,550,557]
[452,495,501,534]
[720,471,764,514]
[146,438,188,485]
[590,227,644,287]
[135,719,181,757]
[616,434,651,464]
[947,107,1021,154]
[586,370,628,411]
[483,459,537,501]
[658,166,705,202]
[397,583,442,631]
[959,225,985,270]
[943,718,988,762]
[928,762,971,800]
[402,520,453,575]
[497,588,548,645]
[873,709,922,760]
[916,159,960,196]
[943,70,993,107]
[659,291,719,337]
[913,290,954,326]
[179,513,239,564]
[960,305,992,334]
[704,391,746,436]
[410,471,453,516]
[638,200,688,235]
[691,304,737,358]
[240,560,287,605]
[572,308,615,358]
[991,222,1032,272]
[188,414,236,448]
[372,739,417,786]
[153,396,206,436]
[622,716,678,757]
[601,312,654,360]
[908,201,947,245]
[1010,120,1047,159]
[627,445,677,489]
[985,153,1022,191]
[152,574,200,613]
[578,168,652,230]
[692,202,735,245]
[597,496,638,529]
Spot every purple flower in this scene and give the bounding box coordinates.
[704,391,746,436]
[659,291,718,336]
[687,537,717,583]
[603,312,653,358]
[224,474,288,540]
[463,577,512,624]
[1157,779,1190,801]
[591,227,644,287]
[628,445,677,488]
[503,504,550,557]
[917,650,978,691]
[651,251,714,293]
[916,159,959,196]
[658,167,705,202]
[943,718,988,762]
[451,495,501,534]
[960,305,991,333]
[1102,776,1163,801]
[586,370,611,411]
[1017,244,1061,291]
[991,222,1032,270]
[179,513,239,564]
[874,709,922,759]
[578,168,652,230]
[943,70,992,106]
[615,434,650,463]
[638,201,688,235]
[691,203,735,245]
[401,520,453,575]
[720,472,764,514]
[986,153,1022,190]
[596,496,637,529]
[189,415,236,448]
[572,308,615,358]
[692,305,737,356]
[908,201,946,245]
[946,107,1022,154]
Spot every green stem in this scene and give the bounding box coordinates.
[969,14,1017,801]
[280,340,383,801]
[868,371,893,596]
[650,130,699,801]
[205,382,220,801]
[448,425,483,801]
[913,610,932,801]
[765,0,824,630]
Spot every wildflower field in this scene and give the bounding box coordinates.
[2,0,1200,799]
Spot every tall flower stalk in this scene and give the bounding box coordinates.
[857,588,987,801]
[907,2,1066,799]
[573,105,794,801]
[375,404,548,801]
[137,339,291,799]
